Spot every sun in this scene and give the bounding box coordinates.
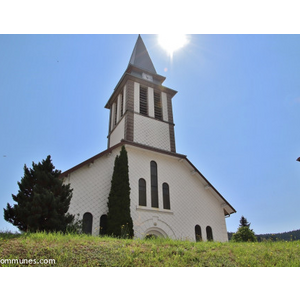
[158,34,189,58]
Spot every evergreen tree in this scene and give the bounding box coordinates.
[4,155,74,232]
[107,146,134,238]
[239,216,250,228]
[232,215,257,242]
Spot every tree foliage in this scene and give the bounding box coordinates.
[4,155,74,233]
[239,216,250,228]
[107,146,134,238]
[232,216,257,242]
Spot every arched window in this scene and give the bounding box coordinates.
[195,225,202,242]
[83,212,93,235]
[162,183,170,209]
[99,214,107,236]
[206,226,213,241]
[150,161,158,208]
[139,178,147,206]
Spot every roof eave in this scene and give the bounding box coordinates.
[184,157,237,216]
[104,73,177,109]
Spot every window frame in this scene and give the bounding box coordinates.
[82,212,93,235]
[150,161,158,208]
[99,214,107,236]
[162,182,170,210]
[195,225,202,242]
[206,226,213,241]
[138,178,147,206]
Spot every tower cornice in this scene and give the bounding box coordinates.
[105,73,177,109]
[125,64,166,84]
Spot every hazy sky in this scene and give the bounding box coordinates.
[1,34,300,234]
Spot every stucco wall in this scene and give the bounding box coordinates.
[65,148,118,235]
[65,145,228,242]
[109,117,125,148]
[133,114,171,151]
[126,146,228,242]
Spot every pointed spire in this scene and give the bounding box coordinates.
[128,35,157,74]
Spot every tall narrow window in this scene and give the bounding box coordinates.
[206,226,213,241]
[114,99,118,125]
[139,178,147,206]
[120,92,124,117]
[83,212,93,235]
[154,91,162,120]
[195,225,202,242]
[151,161,158,208]
[140,86,148,116]
[99,214,107,236]
[162,183,170,209]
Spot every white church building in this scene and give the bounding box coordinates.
[62,35,236,242]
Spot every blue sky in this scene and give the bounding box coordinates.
[1,34,300,235]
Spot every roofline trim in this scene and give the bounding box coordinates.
[105,73,177,109]
[60,140,236,215]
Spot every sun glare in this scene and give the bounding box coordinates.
[158,34,189,58]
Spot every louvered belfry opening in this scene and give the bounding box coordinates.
[154,91,162,120]
[139,86,148,116]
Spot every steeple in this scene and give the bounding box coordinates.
[128,35,157,75]
[105,35,177,153]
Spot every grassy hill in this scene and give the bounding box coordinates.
[1,231,300,267]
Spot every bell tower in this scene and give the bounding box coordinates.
[105,35,177,152]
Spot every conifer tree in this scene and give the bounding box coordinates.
[106,146,134,238]
[239,216,250,228]
[4,155,74,232]
[232,215,257,242]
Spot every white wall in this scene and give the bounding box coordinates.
[161,92,168,122]
[65,144,229,241]
[134,114,171,151]
[126,146,228,242]
[109,117,125,148]
[65,148,119,235]
[134,82,140,113]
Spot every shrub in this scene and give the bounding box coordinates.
[232,226,257,242]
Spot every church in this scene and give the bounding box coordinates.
[61,35,236,242]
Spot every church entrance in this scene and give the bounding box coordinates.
[144,228,167,238]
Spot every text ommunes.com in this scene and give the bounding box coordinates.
[0,258,56,265]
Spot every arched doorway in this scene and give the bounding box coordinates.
[144,228,167,238]
[195,225,202,242]
[206,226,213,241]
[99,214,107,236]
[82,212,93,234]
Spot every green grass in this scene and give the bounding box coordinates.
[1,231,300,267]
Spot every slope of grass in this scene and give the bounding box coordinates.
[1,232,300,267]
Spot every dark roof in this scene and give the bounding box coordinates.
[128,35,157,74]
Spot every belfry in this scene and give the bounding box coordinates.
[106,35,176,153]
[62,35,236,241]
